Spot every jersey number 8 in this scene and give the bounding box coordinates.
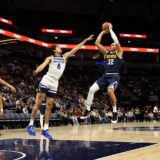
[57,63,61,69]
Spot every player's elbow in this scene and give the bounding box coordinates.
[95,41,99,46]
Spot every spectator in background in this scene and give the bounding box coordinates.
[68,107,79,125]
[134,107,141,122]
[117,108,124,122]
[15,100,23,113]
[58,106,73,125]
[90,108,100,124]
[74,106,83,124]
[107,110,113,123]
[153,105,158,121]
[148,111,154,121]
[0,78,16,114]
[99,109,107,123]
[23,104,29,114]
[125,108,135,122]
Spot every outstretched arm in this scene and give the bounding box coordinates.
[64,35,94,60]
[109,24,123,58]
[95,30,108,55]
[0,78,16,93]
[33,56,51,76]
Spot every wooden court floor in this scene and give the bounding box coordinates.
[0,122,160,160]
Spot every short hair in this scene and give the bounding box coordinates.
[51,46,57,50]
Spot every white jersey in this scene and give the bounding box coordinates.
[153,106,158,113]
[46,55,66,80]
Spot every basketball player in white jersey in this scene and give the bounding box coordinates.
[26,35,93,140]
[0,78,16,115]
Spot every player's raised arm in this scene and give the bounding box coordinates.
[33,56,51,76]
[95,30,108,55]
[108,24,123,58]
[0,78,16,93]
[64,35,94,60]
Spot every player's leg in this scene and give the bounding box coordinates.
[40,113,44,129]
[41,96,54,140]
[40,101,46,130]
[44,97,54,129]
[107,81,118,123]
[81,79,103,119]
[40,78,58,140]
[0,95,4,115]
[26,92,45,136]
[86,82,100,111]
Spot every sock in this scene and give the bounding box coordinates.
[40,114,44,129]
[112,105,117,112]
[0,108,3,112]
[44,123,49,130]
[86,83,99,111]
[29,119,34,126]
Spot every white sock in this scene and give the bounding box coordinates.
[44,123,49,130]
[86,83,99,111]
[40,138,43,152]
[0,108,3,112]
[46,139,49,152]
[29,119,34,126]
[40,114,44,129]
[112,105,117,112]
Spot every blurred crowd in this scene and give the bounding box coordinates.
[0,57,160,126]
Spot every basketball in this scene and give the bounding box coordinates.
[102,22,110,32]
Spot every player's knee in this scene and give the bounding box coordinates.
[107,88,114,94]
[35,99,43,107]
[89,86,96,94]
[46,101,53,108]
[35,95,44,106]
[35,101,41,108]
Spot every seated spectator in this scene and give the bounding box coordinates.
[134,107,141,122]
[15,100,23,113]
[125,109,135,122]
[107,110,113,122]
[90,108,100,124]
[153,105,158,121]
[99,109,107,123]
[147,111,154,121]
[68,108,79,125]
[58,106,73,125]
[22,104,29,114]
[117,108,124,122]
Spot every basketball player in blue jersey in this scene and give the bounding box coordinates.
[26,34,93,140]
[0,78,16,114]
[81,23,123,123]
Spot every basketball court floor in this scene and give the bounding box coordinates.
[0,122,160,160]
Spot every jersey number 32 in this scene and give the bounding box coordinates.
[108,59,114,65]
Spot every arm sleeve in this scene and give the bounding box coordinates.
[109,28,119,44]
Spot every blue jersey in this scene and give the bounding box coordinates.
[103,50,122,74]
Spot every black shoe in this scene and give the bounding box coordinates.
[80,110,91,119]
[111,112,118,123]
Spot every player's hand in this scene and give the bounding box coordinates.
[102,30,108,34]
[8,85,16,93]
[33,70,38,77]
[108,23,113,30]
[92,53,100,59]
[85,35,94,41]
